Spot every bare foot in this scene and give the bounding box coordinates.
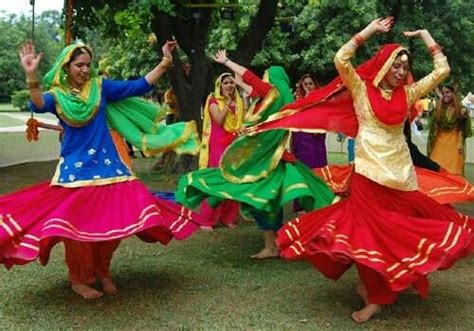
[351,304,381,323]
[71,283,104,299]
[200,226,214,231]
[223,223,237,229]
[250,248,279,260]
[100,277,118,295]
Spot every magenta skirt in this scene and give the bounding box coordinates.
[0,180,202,268]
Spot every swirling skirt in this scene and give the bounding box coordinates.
[0,179,201,268]
[278,173,473,304]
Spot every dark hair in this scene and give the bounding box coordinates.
[435,84,462,122]
[294,73,320,99]
[67,47,92,65]
[220,73,233,83]
[396,50,413,68]
[442,85,455,92]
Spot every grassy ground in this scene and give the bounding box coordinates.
[0,156,473,329]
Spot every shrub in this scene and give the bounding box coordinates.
[11,90,31,112]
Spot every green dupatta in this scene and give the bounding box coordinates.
[220,66,293,183]
[42,44,200,156]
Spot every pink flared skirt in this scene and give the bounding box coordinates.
[0,180,202,268]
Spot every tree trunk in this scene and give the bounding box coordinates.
[150,0,279,172]
[233,0,278,65]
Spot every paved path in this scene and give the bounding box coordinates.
[0,113,58,132]
[0,112,60,167]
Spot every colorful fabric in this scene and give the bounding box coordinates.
[291,132,327,168]
[314,164,474,205]
[65,239,121,284]
[277,173,473,304]
[0,180,201,268]
[176,67,335,228]
[270,41,470,305]
[220,67,294,183]
[109,129,132,168]
[106,97,200,157]
[177,160,335,225]
[199,200,239,228]
[199,73,245,169]
[427,104,472,175]
[43,44,101,127]
[42,43,200,158]
[251,44,423,137]
[0,44,203,271]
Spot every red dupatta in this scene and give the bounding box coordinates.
[252,44,415,137]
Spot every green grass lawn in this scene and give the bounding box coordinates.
[0,157,473,329]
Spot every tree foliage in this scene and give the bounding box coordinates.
[0,11,62,101]
[1,1,472,105]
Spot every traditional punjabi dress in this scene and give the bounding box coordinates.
[197,73,245,228]
[291,78,328,212]
[291,76,327,169]
[427,101,472,175]
[176,66,335,231]
[313,120,474,205]
[0,44,202,285]
[251,43,473,305]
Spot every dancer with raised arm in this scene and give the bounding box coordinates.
[0,41,201,299]
[198,73,245,229]
[177,50,335,259]
[251,17,473,323]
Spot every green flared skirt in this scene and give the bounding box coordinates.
[176,160,335,226]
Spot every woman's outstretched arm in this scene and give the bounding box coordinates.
[213,50,247,77]
[19,41,45,109]
[145,40,177,85]
[403,29,450,102]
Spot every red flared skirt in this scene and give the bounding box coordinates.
[0,180,202,268]
[278,173,473,304]
[314,165,474,204]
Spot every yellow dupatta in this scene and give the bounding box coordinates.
[199,73,245,169]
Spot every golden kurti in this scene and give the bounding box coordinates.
[334,42,450,191]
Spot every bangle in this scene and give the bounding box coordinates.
[428,43,442,56]
[352,33,365,47]
[27,80,40,89]
[159,56,173,70]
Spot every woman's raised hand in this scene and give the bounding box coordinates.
[403,29,437,49]
[19,41,42,75]
[213,50,228,64]
[403,29,428,39]
[368,17,394,34]
[162,40,177,59]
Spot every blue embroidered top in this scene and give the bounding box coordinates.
[30,78,153,187]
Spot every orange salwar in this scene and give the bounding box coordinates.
[64,239,121,285]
